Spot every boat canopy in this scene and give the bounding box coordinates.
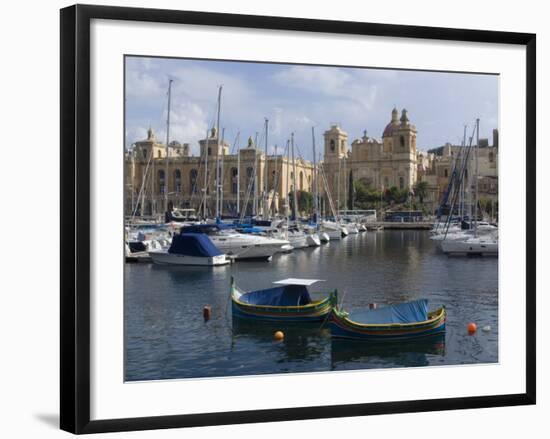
[180,224,221,234]
[239,285,312,307]
[273,278,324,286]
[349,299,429,325]
[168,233,222,257]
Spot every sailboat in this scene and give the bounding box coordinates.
[440,119,498,256]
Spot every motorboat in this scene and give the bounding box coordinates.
[149,233,230,266]
[321,221,342,240]
[306,233,321,247]
[179,224,289,261]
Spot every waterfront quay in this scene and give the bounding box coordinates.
[368,221,434,230]
[124,230,498,381]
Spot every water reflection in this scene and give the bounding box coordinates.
[331,333,446,369]
[231,318,330,363]
[125,230,498,380]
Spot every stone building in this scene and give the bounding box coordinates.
[321,108,418,210]
[419,128,499,213]
[125,127,314,218]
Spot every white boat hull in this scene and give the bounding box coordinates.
[149,250,230,266]
[319,232,330,243]
[440,238,498,255]
[212,237,288,260]
[306,233,321,247]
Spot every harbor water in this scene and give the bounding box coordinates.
[125,230,498,381]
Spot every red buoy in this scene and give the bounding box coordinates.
[203,305,212,321]
[467,322,477,335]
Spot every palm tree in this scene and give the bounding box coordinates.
[414,181,429,205]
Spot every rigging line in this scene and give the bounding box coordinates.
[442,123,477,239]
[268,140,290,212]
[130,147,154,220]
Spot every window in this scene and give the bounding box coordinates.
[158,170,165,194]
[330,139,335,152]
[142,148,147,159]
[489,151,494,162]
[299,171,304,190]
[400,136,405,148]
[157,150,162,158]
[444,168,448,178]
[231,168,238,194]
[190,169,198,194]
[399,177,404,189]
[174,169,181,193]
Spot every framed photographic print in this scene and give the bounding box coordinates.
[60,4,536,434]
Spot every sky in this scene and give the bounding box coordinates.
[125,56,499,160]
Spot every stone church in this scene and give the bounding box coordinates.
[322,107,418,209]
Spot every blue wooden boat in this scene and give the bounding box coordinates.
[230,277,335,322]
[330,299,446,341]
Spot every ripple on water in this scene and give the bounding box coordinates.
[125,230,498,381]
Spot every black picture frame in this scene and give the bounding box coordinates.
[60,4,536,434]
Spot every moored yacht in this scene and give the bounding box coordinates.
[149,233,230,266]
[179,224,289,261]
[440,236,498,255]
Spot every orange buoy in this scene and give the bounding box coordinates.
[467,322,477,335]
[203,305,212,321]
[273,331,284,341]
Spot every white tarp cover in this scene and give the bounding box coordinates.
[273,278,324,286]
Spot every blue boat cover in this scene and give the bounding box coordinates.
[240,285,312,306]
[179,224,221,234]
[168,233,222,257]
[349,299,429,325]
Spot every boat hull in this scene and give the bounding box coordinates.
[306,234,321,247]
[149,251,230,266]
[440,239,498,255]
[231,286,332,322]
[329,308,446,341]
[214,240,287,260]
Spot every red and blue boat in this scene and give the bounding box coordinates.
[329,299,446,341]
[230,277,335,322]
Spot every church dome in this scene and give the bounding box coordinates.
[382,122,397,138]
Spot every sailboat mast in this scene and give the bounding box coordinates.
[215,86,222,219]
[220,127,225,218]
[312,127,318,225]
[291,132,298,220]
[236,134,241,216]
[474,118,480,236]
[264,118,269,219]
[203,129,209,219]
[337,155,341,219]
[285,139,290,217]
[253,132,258,217]
[164,79,173,213]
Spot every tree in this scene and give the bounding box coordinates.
[413,181,429,204]
[289,190,313,216]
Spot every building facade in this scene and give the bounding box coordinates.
[322,108,418,211]
[125,127,314,218]
[125,110,498,219]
